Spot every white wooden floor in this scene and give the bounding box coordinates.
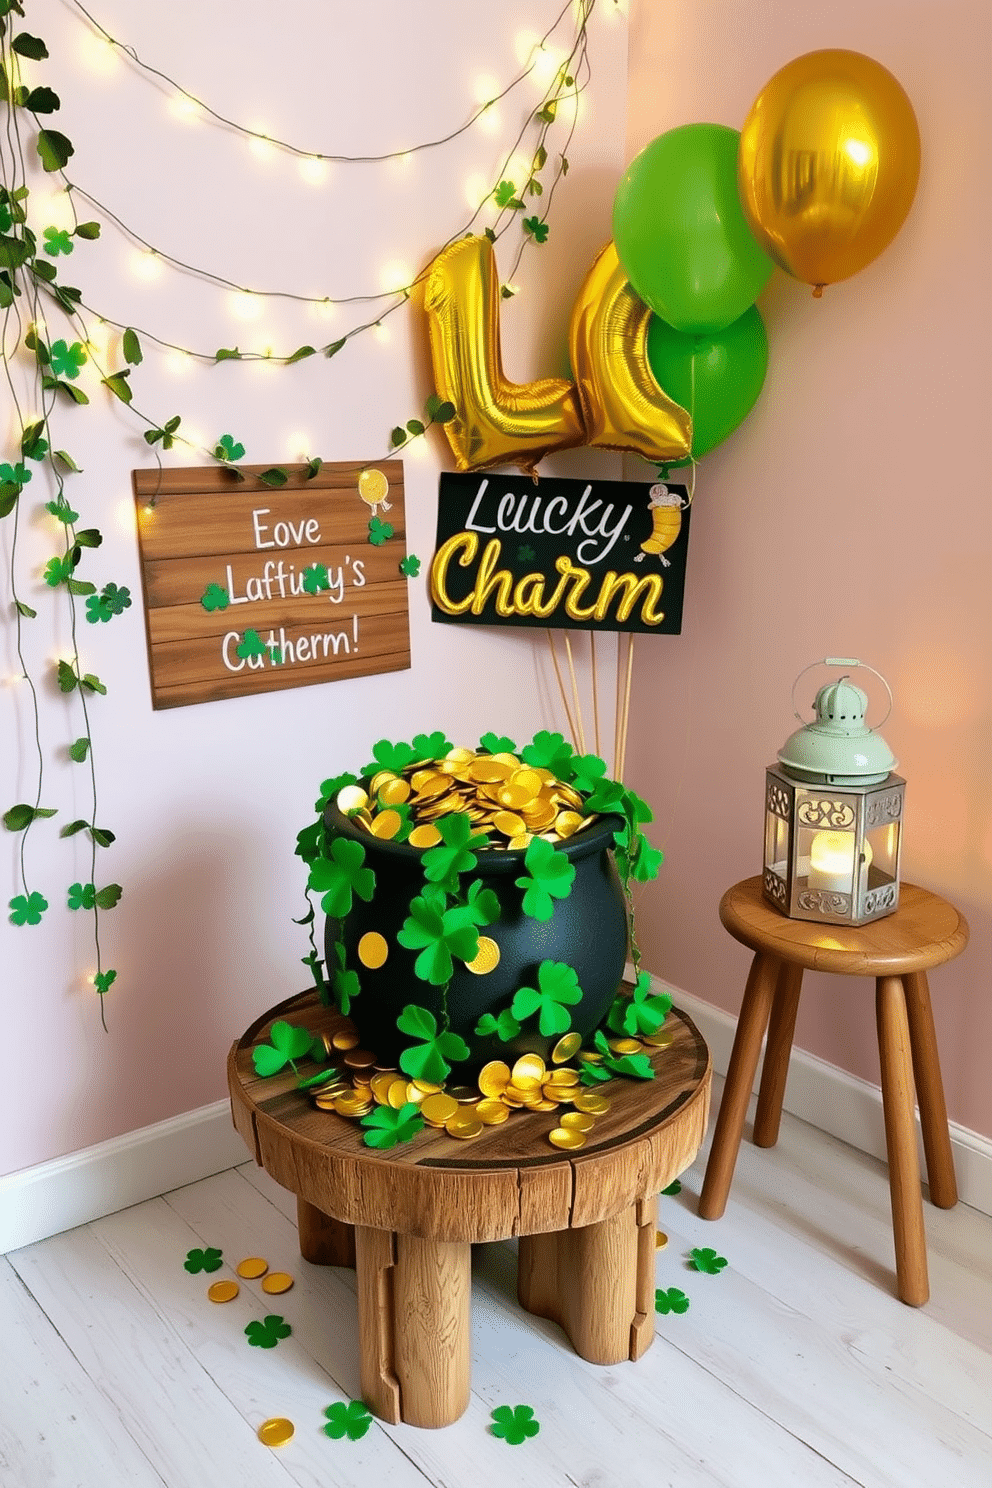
[2,1087,991,1488]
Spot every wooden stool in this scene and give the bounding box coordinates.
[699,877,968,1306]
[229,988,711,1428]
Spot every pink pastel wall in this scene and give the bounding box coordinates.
[624,0,992,1138]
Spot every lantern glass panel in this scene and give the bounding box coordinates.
[764,808,790,880]
[865,819,899,888]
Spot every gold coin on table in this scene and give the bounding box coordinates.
[371,1071,396,1104]
[236,1257,268,1280]
[420,1092,460,1125]
[548,1126,586,1150]
[336,784,369,814]
[448,1085,480,1104]
[387,1077,413,1109]
[412,1078,443,1095]
[476,1098,510,1124]
[533,1098,559,1112]
[512,1053,546,1085]
[466,936,501,975]
[257,1417,295,1447]
[407,824,442,850]
[261,1272,294,1295]
[404,1082,427,1104]
[643,1031,674,1048]
[478,1061,510,1097]
[445,1114,483,1139]
[334,1093,372,1117]
[572,1091,611,1115]
[545,1066,580,1087]
[560,1110,596,1132]
[207,1280,240,1303]
[358,931,388,969]
[608,1037,643,1054]
[551,1032,582,1064]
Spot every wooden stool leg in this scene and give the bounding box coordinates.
[297,1197,356,1267]
[876,976,929,1307]
[903,970,958,1209]
[699,952,781,1220]
[753,962,804,1149]
[518,1198,652,1365]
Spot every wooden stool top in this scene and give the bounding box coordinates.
[720,877,969,977]
[228,988,710,1244]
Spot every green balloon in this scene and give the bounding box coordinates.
[645,305,769,461]
[613,123,774,334]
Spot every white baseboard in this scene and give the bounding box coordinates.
[667,980,992,1220]
[3,986,990,1255]
[1,1100,248,1254]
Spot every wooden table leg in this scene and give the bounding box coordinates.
[903,970,958,1209]
[518,1197,654,1365]
[297,1196,356,1268]
[753,961,803,1149]
[355,1225,472,1428]
[699,951,780,1220]
[876,976,929,1307]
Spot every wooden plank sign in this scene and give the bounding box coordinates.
[133,461,409,709]
[429,471,690,635]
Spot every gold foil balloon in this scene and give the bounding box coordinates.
[568,242,692,464]
[423,235,585,476]
[738,50,921,291]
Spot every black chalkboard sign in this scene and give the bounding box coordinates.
[429,471,690,634]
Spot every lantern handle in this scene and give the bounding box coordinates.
[791,658,894,730]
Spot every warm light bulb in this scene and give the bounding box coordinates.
[807,832,873,894]
[169,94,200,125]
[464,173,491,210]
[229,290,262,322]
[286,432,311,460]
[248,130,276,163]
[299,155,329,185]
[380,263,413,296]
[80,32,118,75]
[132,249,161,281]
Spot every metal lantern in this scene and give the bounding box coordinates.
[763,659,905,926]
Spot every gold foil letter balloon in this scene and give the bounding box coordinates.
[738,50,921,291]
[423,235,585,476]
[568,243,692,465]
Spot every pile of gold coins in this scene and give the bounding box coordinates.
[309,1022,673,1150]
[334,745,600,852]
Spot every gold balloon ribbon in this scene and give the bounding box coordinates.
[424,235,585,477]
[568,242,692,463]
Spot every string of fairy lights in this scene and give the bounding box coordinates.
[1,0,614,1024]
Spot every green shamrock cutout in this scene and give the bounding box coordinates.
[396,895,480,986]
[569,753,608,795]
[368,516,394,546]
[422,814,489,893]
[515,836,575,921]
[479,731,516,754]
[475,1008,522,1043]
[591,1028,655,1081]
[9,891,48,925]
[520,729,574,776]
[360,1102,425,1150]
[465,878,500,927]
[313,771,358,813]
[252,1019,326,1077]
[411,730,452,759]
[689,1247,728,1275]
[491,1404,540,1444]
[655,1287,690,1315]
[332,941,361,1016]
[399,554,421,577]
[214,434,245,462]
[512,960,582,1037]
[200,583,230,612]
[184,1247,223,1274]
[396,1004,470,1083]
[363,738,420,776]
[302,563,330,594]
[44,557,73,587]
[662,1179,682,1196]
[43,227,74,256]
[309,837,376,919]
[323,1400,373,1440]
[583,778,629,816]
[0,461,31,487]
[236,628,268,660]
[523,216,549,243]
[46,496,78,524]
[85,584,132,624]
[49,339,87,380]
[517,545,535,563]
[494,180,521,208]
[608,971,672,1038]
[94,969,117,995]
[67,881,96,911]
[245,1315,291,1349]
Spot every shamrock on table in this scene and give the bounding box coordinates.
[184,1246,223,1274]
[252,1019,326,1077]
[490,1404,540,1444]
[360,1102,424,1151]
[655,1287,690,1315]
[323,1400,373,1440]
[689,1247,728,1274]
[245,1314,292,1349]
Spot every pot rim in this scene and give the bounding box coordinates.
[322,801,625,875]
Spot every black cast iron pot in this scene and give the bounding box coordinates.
[322,802,628,1074]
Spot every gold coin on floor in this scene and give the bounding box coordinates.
[655,1231,669,1250]
[257,1418,295,1447]
[207,1280,240,1303]
[236,1257,268,1279]
[261,1272,294,1295]
[549,1126,586,1150]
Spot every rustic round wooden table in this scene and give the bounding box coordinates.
[228,987,710,1428]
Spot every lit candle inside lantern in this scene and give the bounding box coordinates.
[807,831,872,894]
